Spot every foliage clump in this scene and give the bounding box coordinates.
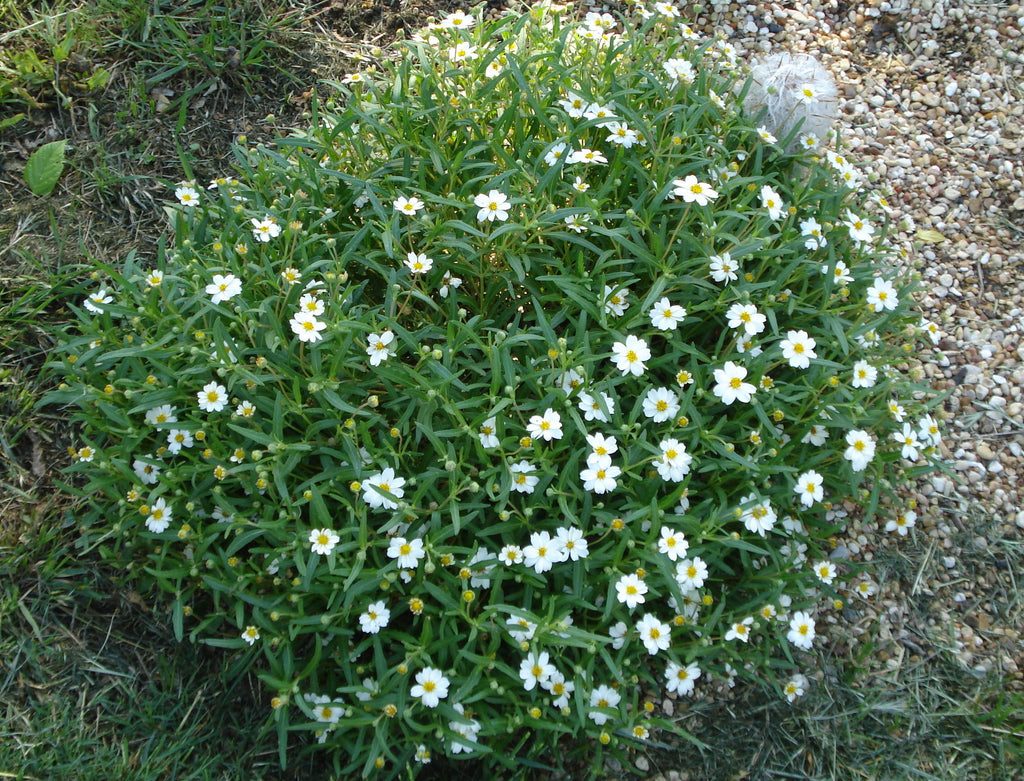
[48,3,941,776]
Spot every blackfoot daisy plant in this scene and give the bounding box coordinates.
[47,2,942,776]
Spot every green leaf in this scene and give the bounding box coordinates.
[85,67,111,92]
[24,139,68,196]
[0,113,25,131]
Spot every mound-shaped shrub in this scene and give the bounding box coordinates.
[48,3,941,776]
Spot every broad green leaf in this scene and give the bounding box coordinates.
[24,139,67,196]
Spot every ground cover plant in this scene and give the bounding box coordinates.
[42,1,948,776]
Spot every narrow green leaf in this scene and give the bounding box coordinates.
[0,113,25,131]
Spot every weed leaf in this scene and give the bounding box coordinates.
[24,139,68,197]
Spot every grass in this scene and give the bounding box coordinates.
[0,532,328,780]
[1,1,1022,779]
[1,0,303,122]
[649,654,1022,780]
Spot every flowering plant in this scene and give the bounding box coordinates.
[47,3,941,776]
